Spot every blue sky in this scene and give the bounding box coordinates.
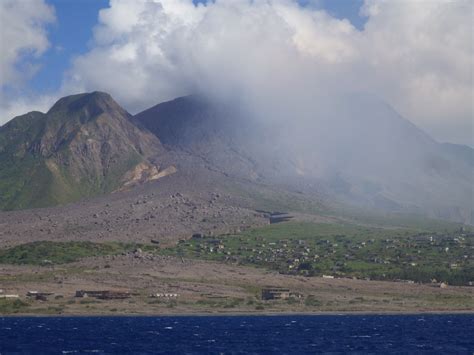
[29,0,109,93]
[30,0,366,94]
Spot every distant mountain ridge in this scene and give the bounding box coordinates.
[134,95,473,224]
[0,91,472,224]
[0,92,173,210]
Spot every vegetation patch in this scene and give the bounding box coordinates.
[304,295,322,307]
[0,241,158,265]
[163,222,473,286]
[0,299,30,314]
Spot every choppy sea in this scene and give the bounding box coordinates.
[0,314,473,354]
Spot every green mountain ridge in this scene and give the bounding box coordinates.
[0,92,165,210]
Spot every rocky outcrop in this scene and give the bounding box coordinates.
[119,163,177,191]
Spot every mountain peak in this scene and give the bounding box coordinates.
[0,91,168,210]
[47,91,125,119]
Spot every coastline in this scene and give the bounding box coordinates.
[3,309,474,318]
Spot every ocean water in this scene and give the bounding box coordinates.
[0,314,473,354]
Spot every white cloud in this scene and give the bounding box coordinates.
[360,0,473,144]
[64,0,359,111]
[0,93,56,120]
[0,0,56,122]
[2,0,472,145]
[60,0,472,144]
[0,0,55,87]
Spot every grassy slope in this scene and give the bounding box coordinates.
[224,178,466,232]
[0,241,159,265]
[0,222,474,285]
[163,221,474,285]
[0,95,145,210]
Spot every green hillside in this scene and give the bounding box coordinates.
[0,92,161,210]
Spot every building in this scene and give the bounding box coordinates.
[27,291,54,301]
[0,294,19,299]
[75,290,131,300]
[261,287,290,300]
[150,293,179,298]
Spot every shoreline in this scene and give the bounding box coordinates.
[2,310,474,318]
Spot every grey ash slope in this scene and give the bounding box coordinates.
[133,96,300,183]
[0,90,471,227]
[0,92,172,210]
[134,95,473,224]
